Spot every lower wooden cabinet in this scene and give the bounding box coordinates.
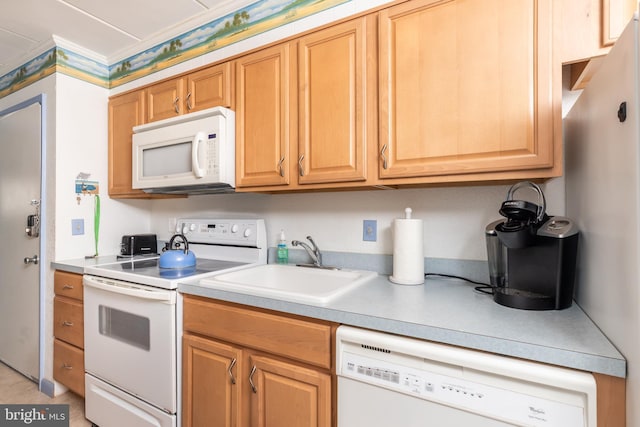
[248,353,331,427]
[182,335,242,427]
[53,270,85,397]
[53,339,85,397]
[182,296,335,427]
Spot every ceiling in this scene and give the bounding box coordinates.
[0,0,254,72]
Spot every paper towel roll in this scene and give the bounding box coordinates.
[390,210,424,285]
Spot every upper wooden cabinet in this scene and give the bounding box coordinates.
[146,62,233,123]
[186,63,233,112]
[108,90,149,198]
[561,0,636,90]
[146,78,183,122]
[108,62,232,198]
[297,16,375,185]
[111,0,564,195]
[560,0,636,64]
[377,0,557,181]
[235,43,296,188]
[235,15,377,191]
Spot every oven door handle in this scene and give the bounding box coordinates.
[83,276,175,303]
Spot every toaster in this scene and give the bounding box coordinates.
[120,234,158,256]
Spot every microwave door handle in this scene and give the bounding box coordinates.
[192,131,206,178]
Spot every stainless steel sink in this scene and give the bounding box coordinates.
[198,264,377,304]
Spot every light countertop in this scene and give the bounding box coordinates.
[53,258,626,378]
[52,256,123,274]
[180,274,625,378]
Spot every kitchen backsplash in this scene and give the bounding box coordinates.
[148,179,566,263]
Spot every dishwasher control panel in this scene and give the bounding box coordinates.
[337,326,596,427]
[341,352,586,426]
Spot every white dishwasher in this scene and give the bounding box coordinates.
[336,326,597,427]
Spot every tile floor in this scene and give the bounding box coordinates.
[0,362,91,426]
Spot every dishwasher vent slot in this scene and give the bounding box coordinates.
[361,344,391,354]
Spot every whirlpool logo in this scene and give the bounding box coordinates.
[0,405,68,426]
[528,405,548,423]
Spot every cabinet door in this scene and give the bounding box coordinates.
[379,0,555,179]
[146,78,184,122]
[298,17,372,184]
[560,0,636,64]
[602,0,637,46]
[108,91,148,198]
[186,62,233,112]
[235,43,296,188]
[249,353,331,427]
[182,334,243,427]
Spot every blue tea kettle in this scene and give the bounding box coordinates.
[159,234,196,269]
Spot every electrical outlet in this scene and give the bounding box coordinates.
[71,218,84,236]
[363,220,377,242]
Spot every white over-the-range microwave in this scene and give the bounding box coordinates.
[132,106,235,194]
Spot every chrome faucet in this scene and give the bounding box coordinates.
[291,236,323,267]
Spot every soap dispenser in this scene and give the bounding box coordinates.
[277,230,289,264]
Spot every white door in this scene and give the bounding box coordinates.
[0,102,41,381]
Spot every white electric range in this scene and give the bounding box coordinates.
[82,218,266,427]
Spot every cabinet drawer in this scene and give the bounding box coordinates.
[54,297,84,348]
[183,296,333,369]
[54,271,83,301]
[53,339,85,397]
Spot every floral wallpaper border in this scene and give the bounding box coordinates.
[0,0,350,99]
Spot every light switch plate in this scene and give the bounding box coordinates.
[72,219,84,236]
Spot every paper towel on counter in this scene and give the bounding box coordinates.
[390,212,424,285]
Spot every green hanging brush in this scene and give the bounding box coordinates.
[93,194,100,256]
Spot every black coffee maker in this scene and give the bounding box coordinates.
[485,181,579,310]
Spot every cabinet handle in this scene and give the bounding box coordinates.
[186,92,193,110]
[62,321,74,327]
[173,97,180,114]
[62,284,74,290]
[298,155,305,177]
[249,365,257,393]
[228,358,237,385]
[380,144,388,170]
[63,363,73,370]
[277,156,285,177]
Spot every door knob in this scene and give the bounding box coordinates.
[23,255,38,265]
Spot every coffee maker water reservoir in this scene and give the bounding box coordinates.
[485,182,579,310]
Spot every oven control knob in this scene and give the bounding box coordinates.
[243,228,252,238]
[231,224,239,233]
[189,223,197,232]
